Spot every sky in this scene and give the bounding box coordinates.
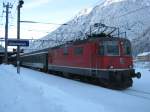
[0,0,103,50]
[0,0,102,40]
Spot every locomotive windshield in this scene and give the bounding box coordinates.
[99,41,119,56]
[122,40,132,56]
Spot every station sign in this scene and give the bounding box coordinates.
[8,39,29,46]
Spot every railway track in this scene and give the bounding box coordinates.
[121,89,150,101]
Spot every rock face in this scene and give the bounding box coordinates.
[27,0,150,56]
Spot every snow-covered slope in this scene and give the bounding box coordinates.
[26,0,150,55]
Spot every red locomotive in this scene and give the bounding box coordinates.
[47,36,141,88]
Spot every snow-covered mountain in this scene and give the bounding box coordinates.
[26,0,150,56]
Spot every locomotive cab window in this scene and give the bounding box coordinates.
[99,44,105,55]
[99,41,119,56]
[123,41,131,56]
[74,47,83,55]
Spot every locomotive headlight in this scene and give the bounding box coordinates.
[129,65,133,68]
[121,42,124,45]
[110,66,114,69]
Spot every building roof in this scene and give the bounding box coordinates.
[137,52,150,57]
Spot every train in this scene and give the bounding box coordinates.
[19,35,141,89]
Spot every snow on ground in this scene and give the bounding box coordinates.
[0,64,150,112]
[132,62,150,93]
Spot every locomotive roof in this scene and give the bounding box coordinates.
[51,36,130,49]
[21,48,48,57]
[21,36,130,56]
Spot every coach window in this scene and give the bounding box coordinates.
[74,47,83,55]
[63,47,68,55]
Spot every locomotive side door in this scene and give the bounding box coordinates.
[48,49,53,64]
[45,53,48,72]
[49,53,52,64]
[91,41,103,76]
[90,42,97,76]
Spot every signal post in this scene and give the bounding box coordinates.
[17,0,24,74]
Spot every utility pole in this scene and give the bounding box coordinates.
[3,2,12,64]
[17,0,24,74]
